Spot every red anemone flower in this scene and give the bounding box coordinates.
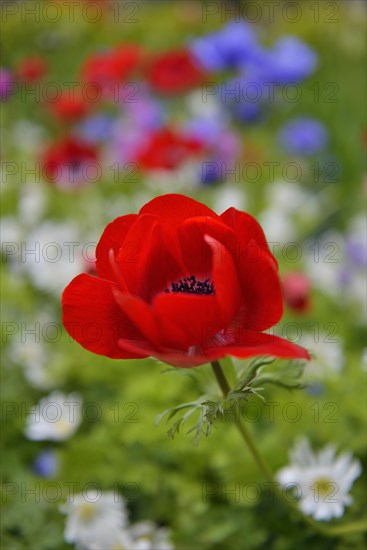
[42,137,98,188]
[146,49,205,94]
[48,91,90,121]
[282,272,311,313]
[62,194,310,367]
[81,44,141,91]
[134,128,204,170]
[16,56,47,83]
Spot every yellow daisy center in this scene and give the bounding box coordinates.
[78,502,97,521]
[312,477,334,497]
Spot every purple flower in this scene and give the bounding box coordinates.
[199,130,241,185]
[215,130,241,162]
[346,236,367,268]
[32,449,59,478]
[124,96,165,130]
[183,117,224,146]
[189,21,259,71]
[223,72,272,123]
[278,117,329,155]
[256,36,317,84]
[338,267,352,287]
[183,112,240,185]
[109,123,147,165]
[234,101,264,123]
[77,114,115,144]
[0,68,14,101]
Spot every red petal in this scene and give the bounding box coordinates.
[205,235,241,323]
[220,209,283,331]
[177,216,236,277]
[153,293,221,349]
[238,249,283,331]
[220,207,276,266]
[95,214,138,281]
[62,274,147,359]
[177,215,281,331]
[139,194,219,227]
[117,330,310,368]
[177,217,242,325]
[119,214,184,300]
[206,330,310,361]
[117,339,220,368]
[150,235,242,350]
[112,289,161,348]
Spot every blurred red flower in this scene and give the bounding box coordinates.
[16,56,48,83]
[62,194,310,367]
[282,272,311,313]
[42,137,98,188]
[48,91,90,121]
[81,44,141,91]
[146,49,204,94]
[134,127,203,170]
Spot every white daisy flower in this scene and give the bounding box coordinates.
[259,208,297,245]
[61,490,128,549]
[266,180,310,214]
[261,180,324,247]
[277,437,362,521]
[303,231,343,297]
[8,337,53,389]
[128,520,174,550]
[9,220,86,296]
[82,528,133,550]
[6,309,61,389]
[18,183,47,226]
[0,216,22,245]
[25,391,82,441]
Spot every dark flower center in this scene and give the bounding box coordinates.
[165,275,215,295]
[70,159,82,169]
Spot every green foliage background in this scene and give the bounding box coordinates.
[1,1,366,549]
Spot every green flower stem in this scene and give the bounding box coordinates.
[210,360,367,538]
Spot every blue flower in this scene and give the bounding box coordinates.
[198,129,240,185]
[220,71,272,123]
[184,116,224,145]
[189,21,259,71]
[278,116,329,155]
[200,162,221,185]
[235,101,265,123]
[32,449,59,478]
[306,382,325,396]
[77,114,115,144]
[256,36,317,84]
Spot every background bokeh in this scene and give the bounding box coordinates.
[1,1,366,549]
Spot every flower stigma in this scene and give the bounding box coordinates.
[165,275,215,295]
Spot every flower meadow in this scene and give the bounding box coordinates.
[1,1,366,549]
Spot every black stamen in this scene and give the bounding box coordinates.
[165,275,215,295]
